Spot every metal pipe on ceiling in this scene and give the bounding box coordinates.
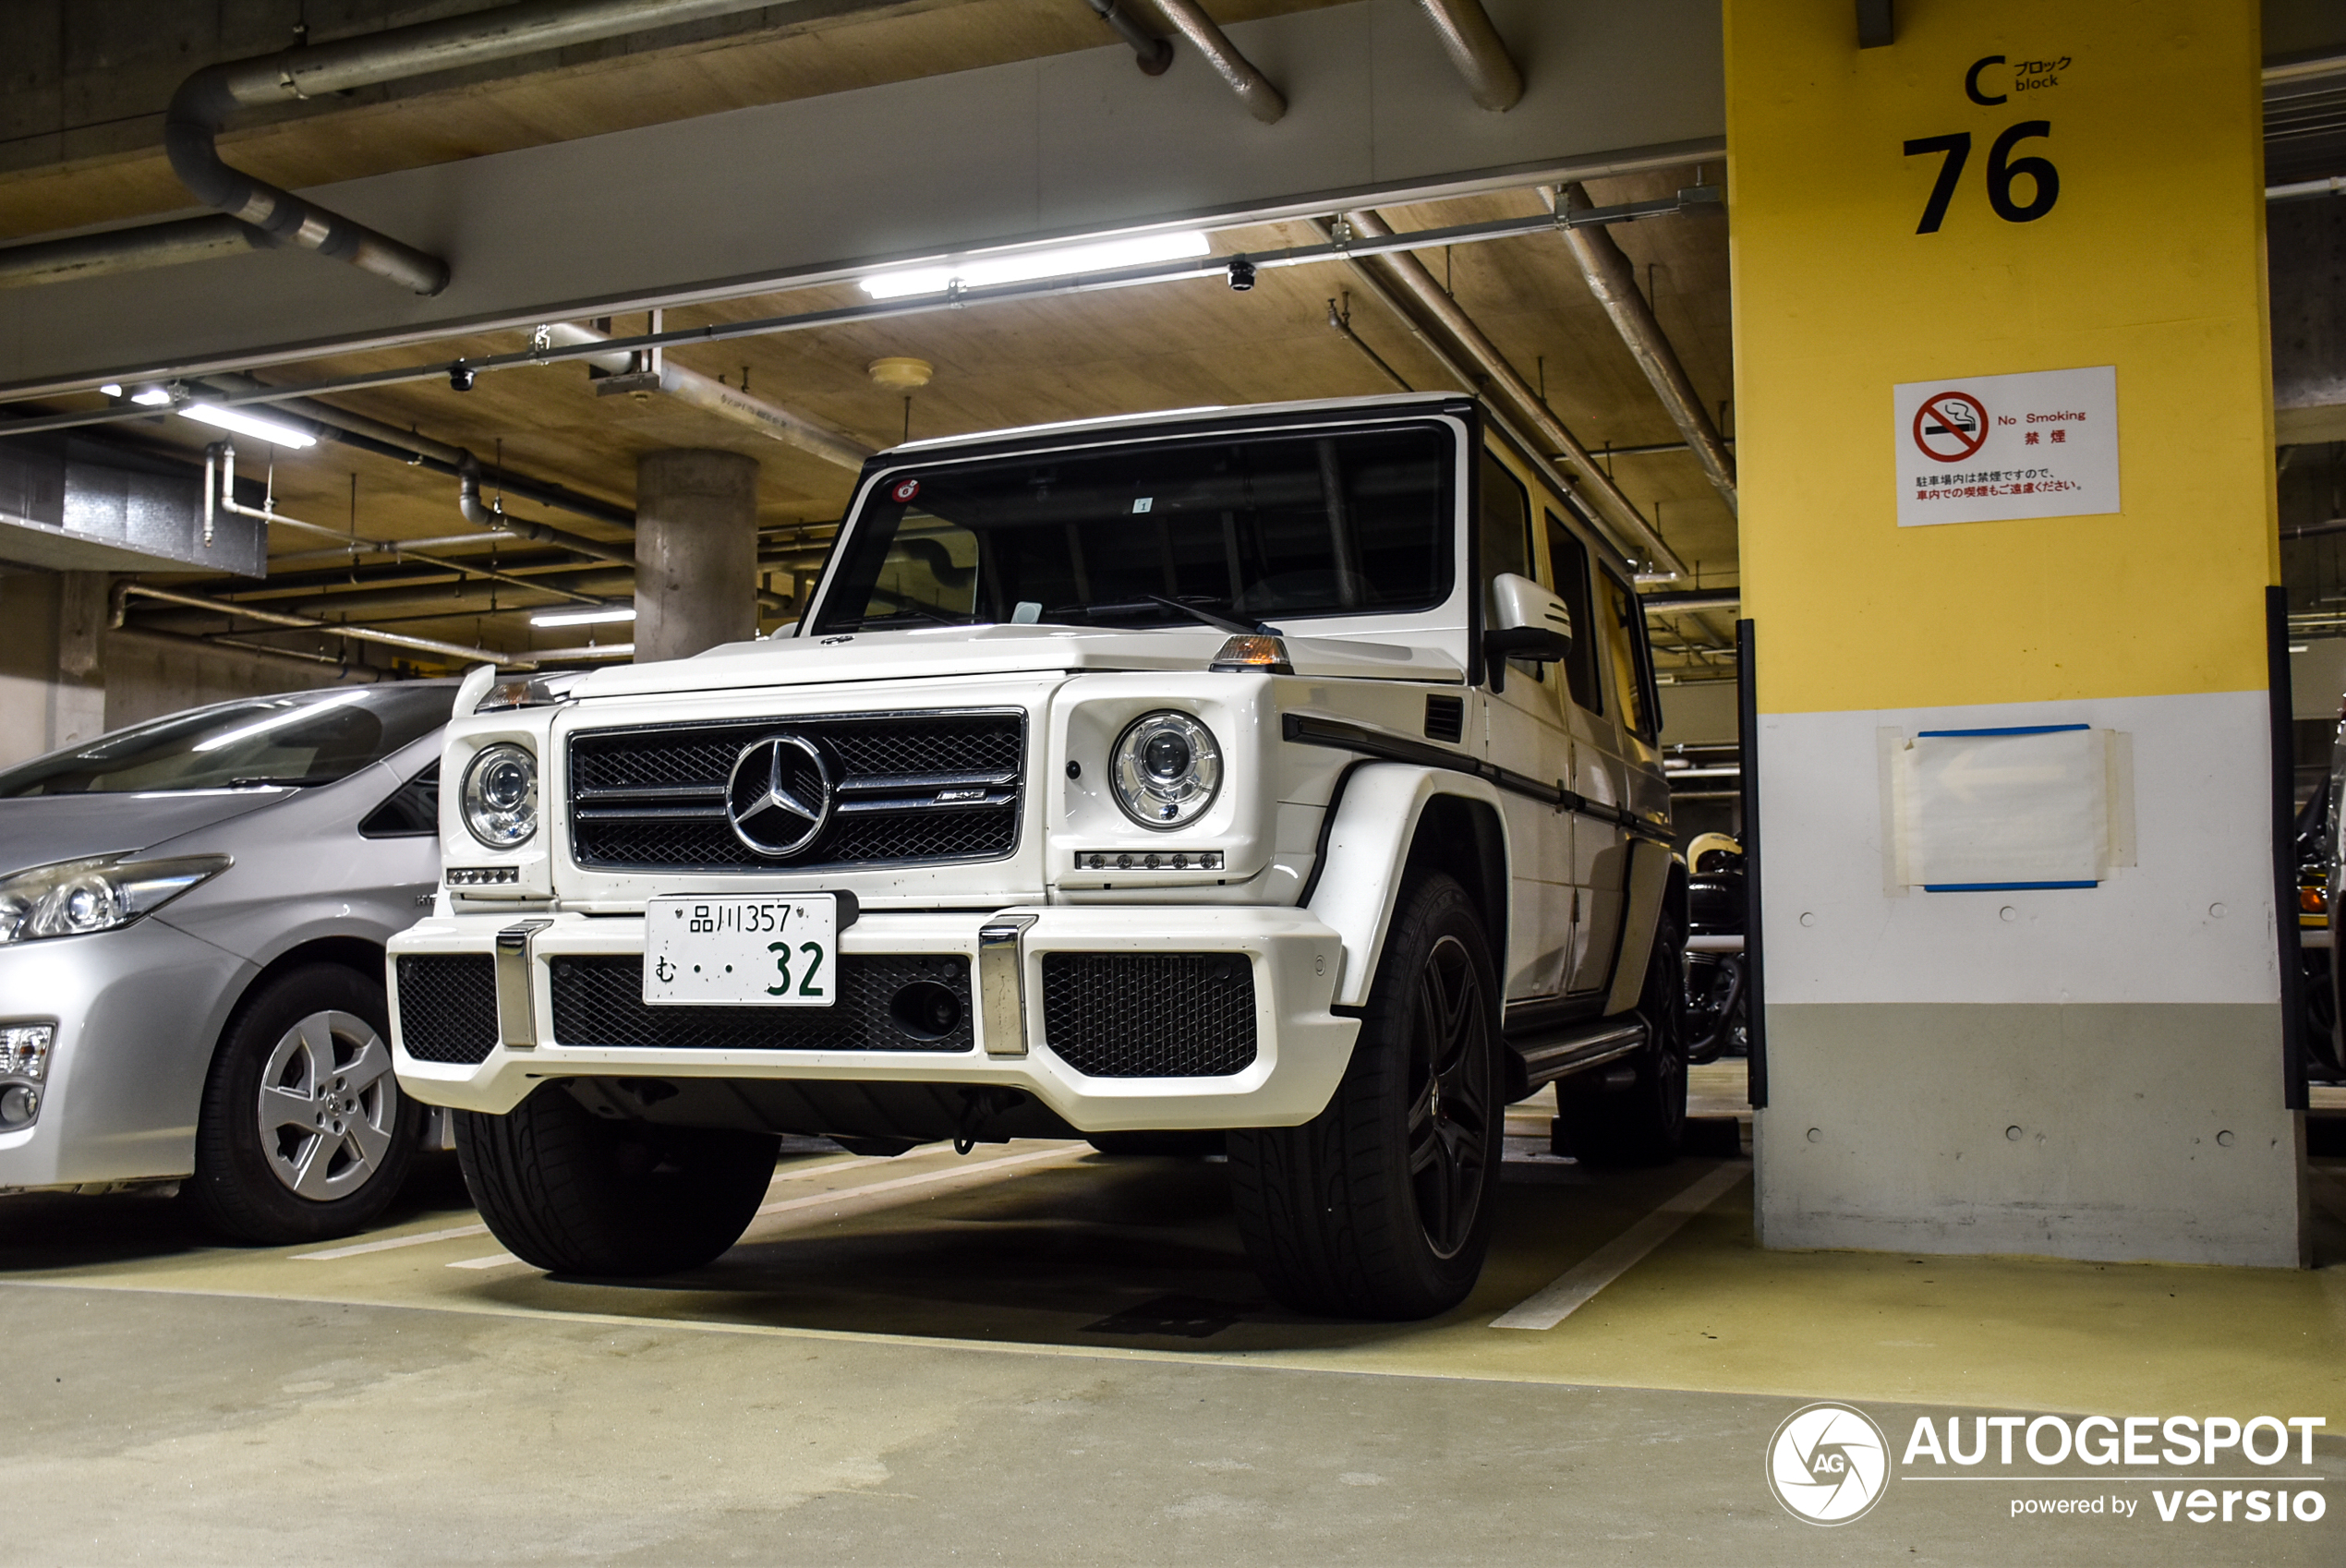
[1152,1,1286,123]
[455,450,638,564]
[208,568,637,621]
[1409,0,1522,113]
[206,440,602,604]
[110,623,389,678]
[2,1,817,296]
[1084,0,1174,74]
[202,373,636,528]
[113,580,534,669]
[1548,183,1736,516]
[539,321,873,470]
[1640,590,1739,614]
[0,215,272,292]
[1335,207,1688,576]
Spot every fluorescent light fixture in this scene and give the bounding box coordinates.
[2290,644,2311,654]
[129,387,173,406]
[179,402,316,448]
[530,604,637,628]
[99,383,123,397]
[194,690,368,753]
[861,231,1211,300]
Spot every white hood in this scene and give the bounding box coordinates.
[571,623,1463,699]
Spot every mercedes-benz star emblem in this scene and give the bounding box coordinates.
[725,734,834,858]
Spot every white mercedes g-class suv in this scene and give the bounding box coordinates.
[389,392,1685,1319]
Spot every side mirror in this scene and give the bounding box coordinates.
[1483,573,1574,686]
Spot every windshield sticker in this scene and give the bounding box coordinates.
[890,477,921,502]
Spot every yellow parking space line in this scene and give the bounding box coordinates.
[744,1144,1078,1226]
[432,1146,1084,1273]
[1489,1161,1750,1331]
[293,1222,490,1261]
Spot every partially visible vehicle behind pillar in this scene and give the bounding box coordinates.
[390,393,1686,1318]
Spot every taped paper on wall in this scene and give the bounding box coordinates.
[1883,724,2130,890]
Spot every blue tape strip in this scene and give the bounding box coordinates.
[1914,724,2091,738]
[1922,880,2098,892]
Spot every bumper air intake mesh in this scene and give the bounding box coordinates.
[395,955,500,1066]
[1039,952,1258,1078]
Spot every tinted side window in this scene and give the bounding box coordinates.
[1543,513,1602,715]
[1597,568,1660,742]
[359,764,440,838]
[1477,450,1531,585]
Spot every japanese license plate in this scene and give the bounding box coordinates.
[643,894,838,1007]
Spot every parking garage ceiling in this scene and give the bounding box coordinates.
[0,0,2335,680]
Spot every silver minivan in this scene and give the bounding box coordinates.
[0,681,456,1241]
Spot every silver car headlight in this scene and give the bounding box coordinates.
[0,854,231,945]
[1111,711,1222,829]
[461,742,538,849]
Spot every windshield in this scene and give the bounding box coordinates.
[813,422,1457,633]
[0,685,455,797]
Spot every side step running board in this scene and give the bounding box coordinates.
[1507,1017,1647,1095]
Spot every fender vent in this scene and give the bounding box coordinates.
[1423,694,1466,743]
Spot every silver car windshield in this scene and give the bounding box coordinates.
[0,685,455,796]
[814,423,1456,633]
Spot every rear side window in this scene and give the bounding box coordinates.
[1542,513,1602,715]
[1477,451,1531,585]
[359,764,440,838]
[1597,567,1660,742]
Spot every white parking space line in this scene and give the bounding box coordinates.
[294,1223,490,1261]
[1489,1161,1751,1331]
[447,1251,523,1270]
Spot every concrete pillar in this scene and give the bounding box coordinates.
[633,450,759,663]
[51,571,107,748]
[1727,0,2300,1265]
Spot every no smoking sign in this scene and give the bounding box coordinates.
[1893,365,2120,527]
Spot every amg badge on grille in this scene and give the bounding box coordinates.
[726,734,834,857]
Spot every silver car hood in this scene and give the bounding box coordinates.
[0,790,287,874]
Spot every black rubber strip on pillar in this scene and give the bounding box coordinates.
[2268,585,2310,1112]
[1737,618,1768,1110]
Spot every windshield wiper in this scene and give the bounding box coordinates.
[225,776,321,789]
[844,608,954,630]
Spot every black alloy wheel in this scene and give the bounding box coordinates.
[1405,931,1495,1261]
[1227,872,1502,1319]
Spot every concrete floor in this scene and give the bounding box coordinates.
[2,1067,2341,1565]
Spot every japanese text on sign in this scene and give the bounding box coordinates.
[1892,365,2119,527]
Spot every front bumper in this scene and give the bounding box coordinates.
[0,918,251,1190]
[388,907,1358,1131]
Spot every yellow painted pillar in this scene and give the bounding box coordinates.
[1726,0,2302,1263]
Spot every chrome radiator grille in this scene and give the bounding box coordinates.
[566,708,1024,874]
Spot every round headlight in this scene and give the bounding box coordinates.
[1111,711,1222,830]
[462,742,538,849]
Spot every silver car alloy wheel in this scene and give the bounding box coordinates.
[256,1009,400,1201]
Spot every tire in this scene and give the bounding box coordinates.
[1556,905,1687,1166]
[453,1085,778,1276]
[189,963,419,1245]
[1085,1131,1226,1157]
[1227,873,1502,1319]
